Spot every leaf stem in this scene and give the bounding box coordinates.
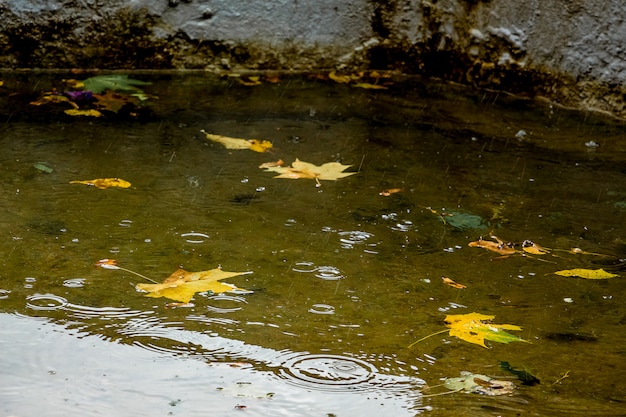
[408,329,449,348]
[116,266,158,284]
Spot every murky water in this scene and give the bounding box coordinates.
[1,72,625,416]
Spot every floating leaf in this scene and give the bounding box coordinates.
[30,93,79,108]
[328,71,354,83]
[444,312,529,348]
[522,240,550,255]
[468,236,517,255]
[442,276,467,289]
[64,109,103,117]
[201,130,273,153]
[353,83,388,90]
[82,74,151,94]
[443,371,516,395]
[70,178,131,189]
[379,188,403,196]
[260,158,357,185]
[554,268,618,279]
[136,268,253,303]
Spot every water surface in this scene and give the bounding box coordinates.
[1,72,625,416]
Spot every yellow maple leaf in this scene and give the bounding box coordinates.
[200,130,272,152]
[444,312,529,348]
[70,178,131,189]
[136,268,252,303]
[554,268,618,279]
[260,158,357,184]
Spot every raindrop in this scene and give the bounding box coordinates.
[118,219,133,227]
[0,289,10,299]
[308,304,335,315]
[63,278,86,288]
[186,176,201,188]
[181,231,210,244]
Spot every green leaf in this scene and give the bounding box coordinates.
[554,268,618,279]
[82,75,151,94]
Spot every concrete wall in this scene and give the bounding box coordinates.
[1,0,625,118]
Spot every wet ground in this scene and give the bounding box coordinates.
[1,71,625,416]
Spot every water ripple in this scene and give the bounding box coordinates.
[278,353,379,392]
[26,294,68,311]
[205,294,248,313]
[292,262,345,280]
[308,304,335,315]
[180,231,210,244]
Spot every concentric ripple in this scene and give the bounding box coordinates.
[279,354,378,392]
[292,262,345,281]
[180,231,210,244]
[205,294,248,313]
[308,304,335,315]
[25,293,68,311]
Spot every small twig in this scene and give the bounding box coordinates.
[552,370,570,385]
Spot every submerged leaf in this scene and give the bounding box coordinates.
[260,158,357,183]
[201,130,273,152]
[443,371,517,395]
[554,268,618,279]
[70,178,131,189]
[136,268,252,303]
[444,312,529,348]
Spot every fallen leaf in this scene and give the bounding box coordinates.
[444,312,529,348]
[328,71,353,83]
[443,371,517,395]
[82,74,151,94]
[468,236,517,255]
[258,160,284,169]
[64,109,104,117]
[30,93,79,108]
[554,268,618,279]
[95,258,120,269]
[201,130,273,153]
[136,268,253,303]
[353,82,388,90]
[70,178,131,189]
[522,240,550,255]
[93,90,137,113]
[442,276,467,289]
[237,76,262,86]
[379,188,403,196]
[260,158,357,184]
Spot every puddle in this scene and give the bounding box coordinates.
[0,72,625,415]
